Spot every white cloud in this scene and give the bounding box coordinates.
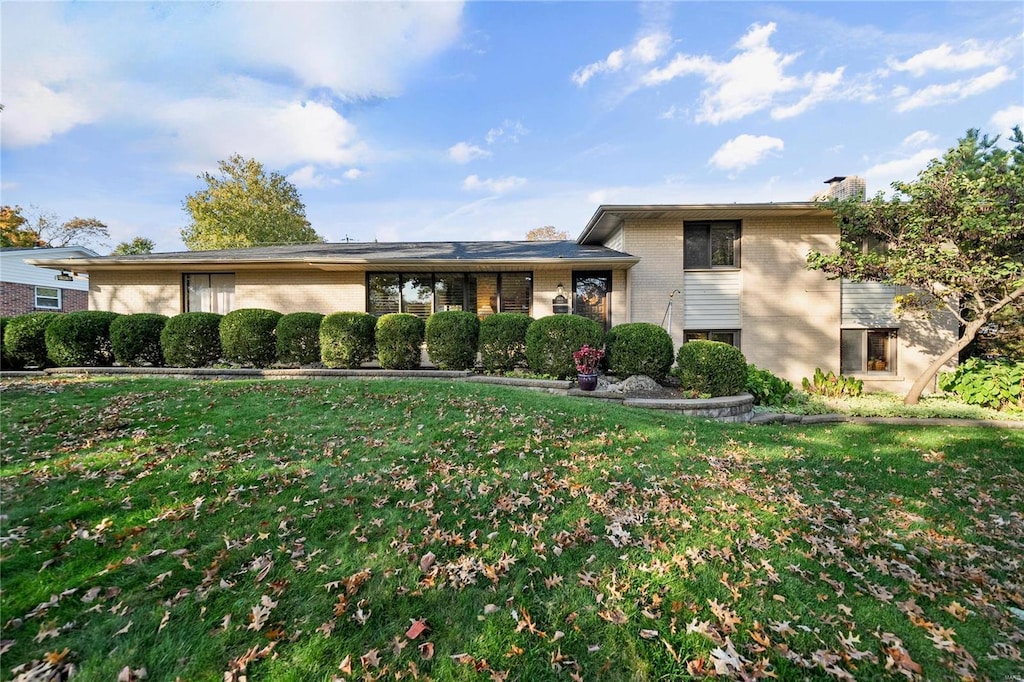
[902,130,938,148]
[862,148,944,188]
[485,120,529,145]
[991,105,1024,134]
[448,142,491,164]
[572,32,670,86]
[895,66,1013,112]
[642,22,846,124]
[156,97,365,173]
[343,168,365,180]
[708,134,784,172]
[888,41,1007,77]
[287,164,334,189]
[462,174,527,193]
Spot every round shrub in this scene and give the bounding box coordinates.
[276,312,324,366]
[426,310,480,370]
[161,312,223,367]
[320,312,376,368]
[525,315,604,379]
[375,313,425,370]
[4,312,59,368]
[110,313,168,367]
[45,310,121,367]
[478,313,532,373]
[605,322,674,382]
[219,308,282,368]
[674,340,747,397]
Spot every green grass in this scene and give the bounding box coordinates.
[1,377,1022,681]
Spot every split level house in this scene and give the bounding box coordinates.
[28,177,958,394]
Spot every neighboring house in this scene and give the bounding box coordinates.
[28,182,958,393]
[1,246,97,316]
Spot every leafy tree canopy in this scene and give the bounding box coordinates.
[1,205,109,249]
[807,127,1024,404]
[181,154,322,251]
[526,225,570,241]
[112,237,156,255]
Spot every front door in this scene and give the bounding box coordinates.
[573,271,611,331]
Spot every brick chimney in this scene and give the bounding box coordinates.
[812,176,866,201]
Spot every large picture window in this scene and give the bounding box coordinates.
[35,286,62,309]
[684,221,740,269]
[841,328,897,374]
[184,273,235,314]
[368,272,532,319]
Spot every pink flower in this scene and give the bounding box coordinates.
[573,344,604,374]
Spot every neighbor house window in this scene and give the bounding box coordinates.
[184,273,235,314]
[841,329,897,374]
[684,330,739,346]
[368,272,532,319]
[684,221,740,269]
[35,286,61,309]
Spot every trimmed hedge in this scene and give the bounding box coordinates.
[426,310,479,370]
[478,313,532,373]
[525,315,604,379]
[3,312,59,368]
[110,313,168,367]
[375,313,425,370]
[320,312,376,368]
[161,312,223,368]
[44,310,121,367]
[674,340,747,397]
[220,308,283,368]
[605,322,674,382]
[0,317,16,369]
[277,312,324,366]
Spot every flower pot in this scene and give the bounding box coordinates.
[577,373,599,391]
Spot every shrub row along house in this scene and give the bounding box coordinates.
[28,178,958,394]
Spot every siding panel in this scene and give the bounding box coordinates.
[841,281,899,326]
[682,271,741,328]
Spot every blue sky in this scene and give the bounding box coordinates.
[1,1,1021,252]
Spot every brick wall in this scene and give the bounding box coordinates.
[1,282,89,316]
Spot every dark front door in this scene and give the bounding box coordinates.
[573,271,611,331]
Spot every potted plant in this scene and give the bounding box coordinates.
[573,344,604,391]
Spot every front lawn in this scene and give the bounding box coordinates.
[1,377,1022,681]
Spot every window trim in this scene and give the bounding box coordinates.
[840,327,898,375]
[684,221,741,270]
[34,286,62,310]
[182,272,236,314]
[683,329,740,347]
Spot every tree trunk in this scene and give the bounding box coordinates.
[903,317,987,405]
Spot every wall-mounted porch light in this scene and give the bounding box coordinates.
[55,271,74,282]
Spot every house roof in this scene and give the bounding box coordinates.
[1,246,100,289]
[577,202,831,244]
[27,240,639,273]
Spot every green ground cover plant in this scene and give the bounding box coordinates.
[1,377,1022,681]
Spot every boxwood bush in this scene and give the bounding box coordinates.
[44,310,121,367]
[161,312,223,367]
[276,312,324,366]
[375,313,425,370]
[3,312,59,368]
[478,313,532,373]
[219,308,282,368]
[674,340,747,397]
[605,322,674,382]
[110,313,168,367]
[426,310,479,370]
[320,312,376,368]
[525,315,604,379]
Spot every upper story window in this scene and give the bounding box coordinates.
[684,221,740,269]
[184,273,235,314]
[35,286,61,309]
